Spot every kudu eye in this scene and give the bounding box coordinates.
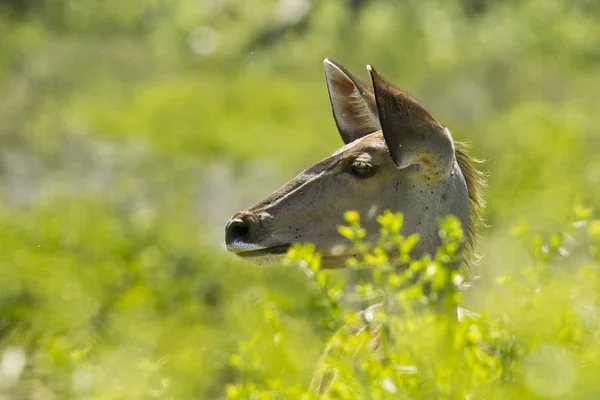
[349,161,375,178]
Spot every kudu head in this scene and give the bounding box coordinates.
[225,60,473,268]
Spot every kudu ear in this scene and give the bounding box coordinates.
[324,59,381,144]
[367,65,455,179]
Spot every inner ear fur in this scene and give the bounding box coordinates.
[367,65,455,179]
[324,59,381,144]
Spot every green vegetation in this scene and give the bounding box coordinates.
[1,0,600,398]
[229,210,600,398]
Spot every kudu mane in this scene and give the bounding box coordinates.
[455,145,486,267]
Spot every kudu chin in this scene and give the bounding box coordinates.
[225,59,483,268]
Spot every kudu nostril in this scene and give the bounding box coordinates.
[225,218,250,243]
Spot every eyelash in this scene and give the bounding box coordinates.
[349,161,376,178]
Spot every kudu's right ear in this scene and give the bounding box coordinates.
[367,65,455,180]
[324,59,381,144]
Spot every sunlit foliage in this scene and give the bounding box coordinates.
[228,210,600,399]
[1,0,599,398]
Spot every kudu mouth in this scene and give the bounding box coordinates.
[225,214,291,259]
[230,244,291,258]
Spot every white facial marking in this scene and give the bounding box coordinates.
[225,242,267,254]
[256,168,326,213]
[297,172,319,179]
[330,244,346,256]
[367,205,379,219]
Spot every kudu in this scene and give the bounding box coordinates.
[225,59,484,267]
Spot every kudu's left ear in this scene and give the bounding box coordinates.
[367,65,455,179]
[324,59,381,144]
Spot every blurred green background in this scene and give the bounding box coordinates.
[0,0,599,398]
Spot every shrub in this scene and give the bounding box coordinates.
[226,208,600,399]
